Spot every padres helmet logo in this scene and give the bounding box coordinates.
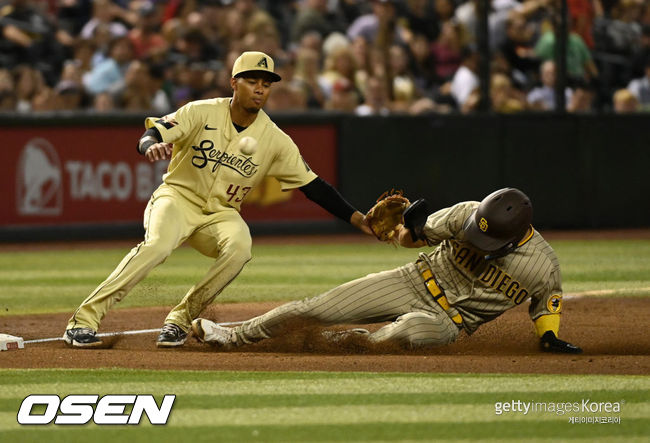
[478,217,489,232]
[547,294,562,313]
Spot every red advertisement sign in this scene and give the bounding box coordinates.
[0,124,337,227]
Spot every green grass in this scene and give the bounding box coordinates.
[1,238,649,441]
[0,370,648,441]
[1,238,649,315]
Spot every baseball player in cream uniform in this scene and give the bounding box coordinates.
[193,188,582,354]
[64,51,370,348]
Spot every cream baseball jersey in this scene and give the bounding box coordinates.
[421,202,563,334]
[145,97,317,212]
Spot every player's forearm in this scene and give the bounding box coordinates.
[397,226,426,248]
[137,127,163,155]
[299,177,357,222]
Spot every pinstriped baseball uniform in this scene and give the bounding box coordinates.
[67,98,317,333]
[230,201,563,348]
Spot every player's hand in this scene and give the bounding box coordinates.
[350,211,373,236]
[539,331,582,354]
[145,143,173,162]
[398,226,426,248]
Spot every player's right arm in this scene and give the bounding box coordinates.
[138,102,198,161]
[397,226,427,248]
[137,126,173,162]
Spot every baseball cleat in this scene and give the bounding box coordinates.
[191,318,234,347]
[63,328,103,348]
[156,323,188,348]
[322,328,370,343]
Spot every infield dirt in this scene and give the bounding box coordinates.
[1,297,648,375]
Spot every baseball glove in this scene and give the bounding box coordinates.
[364,190,411,243]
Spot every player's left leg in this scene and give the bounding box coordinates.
[227,266,425,346]
[162,209,252,335]
[369,311,460,348]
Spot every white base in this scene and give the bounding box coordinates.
[0,334,25,351]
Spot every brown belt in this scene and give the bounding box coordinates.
[419,267,463,328]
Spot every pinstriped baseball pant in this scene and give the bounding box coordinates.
[232,263,461,348]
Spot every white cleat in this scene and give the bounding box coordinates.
[192,318,234,347]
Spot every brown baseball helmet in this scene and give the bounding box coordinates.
[463,188,533,253]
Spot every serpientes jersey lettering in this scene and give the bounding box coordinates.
[145,98,317,212]
[421,202,563,334]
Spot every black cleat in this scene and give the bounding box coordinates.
[156,323,188,348]
[63,328,103,348]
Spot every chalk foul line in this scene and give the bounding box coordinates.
[23,321,244,344]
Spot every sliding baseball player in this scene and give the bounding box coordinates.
[193,188,582,354]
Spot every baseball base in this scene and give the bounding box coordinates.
[0,334,25,351]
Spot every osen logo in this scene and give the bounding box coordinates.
[17,394,175,425]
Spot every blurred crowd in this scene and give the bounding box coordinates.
[1,0,649,115]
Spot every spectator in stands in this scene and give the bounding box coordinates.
[430,20,467,85]
[168,27,219,65]
[290,0,346,44]
[128,1,168,61]
[181,0,226,59]
[71,39,95,79]
[235,0,278,40]
[408,33,437,94]
[118,60,157,111]
[593,0,643,63]
[455,0,522,51]
[356,75,391,116]
[324,77,359,112]
[92,91,116,112]
[56,0,92,36]
[627,57,650,109]
[3,0,648,114]
[568,0,597,49]
[347,0,407,47]
[240,20,287,64]
[566,80,595,112]
[79,0,129,41]
[491,72,527,113]
[0,68,16,110]
[319,44,358,100]
[82,36,135,96]
[535,26,599,83]
[298,30,324,54]
[53,80,85,110]
[350,34,371,82]
[264,82,307,111]
[527,60,573,110]
[499,10,539,88]
[14,65,53,112]
[168,61,212,107]
[449,46,479,111]
[293,47,326,109]
[401,0,441,41]
[629,24,650,78]
[388,44,417,112]
[88,23,114,68]
[0,0,74,86]
[612,87,640,112]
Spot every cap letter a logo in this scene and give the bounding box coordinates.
[257,57,268,68]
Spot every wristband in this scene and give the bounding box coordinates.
[138,136,158,154]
